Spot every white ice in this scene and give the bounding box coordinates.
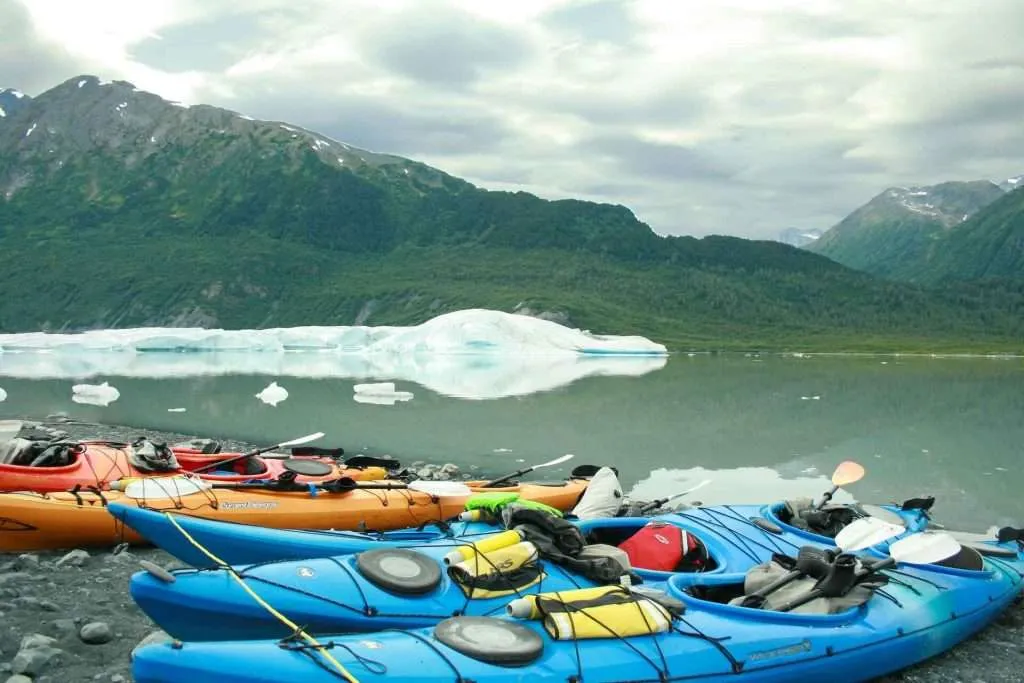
[25,123,37,137]
[0,309,668,400]
[71,381,120,406]
[256,381,288,406]
[0,386,6,402]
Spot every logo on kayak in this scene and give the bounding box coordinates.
[748,639,812,661]
[358,640,383,650]
[297,567,315,578]
[654,534,669,545]
[219,501,279,510]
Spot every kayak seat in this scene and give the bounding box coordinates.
[355,549,442,595]
[931,545,985,571]
[596,521,714,573]
[433,616,543,667]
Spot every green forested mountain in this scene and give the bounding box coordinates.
[0,76,1021,352]
[807,181,1007,279]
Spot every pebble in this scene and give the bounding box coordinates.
[11,634,62,676]
[5,675,33,683]
[13,554,39,571]
[55,550,90,568]
[79,622,113,645]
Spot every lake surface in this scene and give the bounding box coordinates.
[1,353,1021,531]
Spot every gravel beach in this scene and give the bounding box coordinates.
[0,416,1021,683]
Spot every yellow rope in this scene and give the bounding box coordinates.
[164,512,361,683]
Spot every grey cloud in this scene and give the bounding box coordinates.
[574,133,736,183]
[0,0,81,94]
[356,7,534,88]
[131,11,293,73]
[224,83,514,157]
[541,0,639,46]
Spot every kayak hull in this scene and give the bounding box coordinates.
[126,505,967,641]
[0,442,383,493]
[131,551,1024,683]
[0,479,588,552]
[109,499,928,568]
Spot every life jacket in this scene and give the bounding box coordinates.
[618,521,707,572]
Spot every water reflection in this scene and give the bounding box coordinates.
[0,351,668,401]
[627,466,857,507]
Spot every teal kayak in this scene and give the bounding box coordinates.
[131,535,1024,683]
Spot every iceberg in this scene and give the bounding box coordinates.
[0,309,668,400]
[0,385,6,402]
[255,381,289,407]
[71,381,120,407]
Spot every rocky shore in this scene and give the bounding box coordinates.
[0,417,1021,682]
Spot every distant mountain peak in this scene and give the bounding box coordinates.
[0,87,32,119]
[999,175,1024,192]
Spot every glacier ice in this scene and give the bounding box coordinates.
[71,381,120,407]
[0,309,668,400]
[0,386,6,402]
[255,381,289,406]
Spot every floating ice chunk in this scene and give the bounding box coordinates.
[167,407,187,413]
[256,381,288,406]
[493,448,513,453]
[354,382,396,395]
[0,386,6,402]
[800,395,820,400]
[78,80,87,88]
[353,392,413,406]
[72,381,120,406]
[26,123,37,137]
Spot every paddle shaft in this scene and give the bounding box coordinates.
[190,444,282,474]
[482,466,534,488]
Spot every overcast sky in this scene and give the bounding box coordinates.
[3,0,1023,239]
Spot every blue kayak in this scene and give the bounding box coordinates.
[132,539,1024,683]
[127,504,950,642]
[108,498,932,568]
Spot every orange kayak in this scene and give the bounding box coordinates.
[0,478,590,552]
[0,442,389,493]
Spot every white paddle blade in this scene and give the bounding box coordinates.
[538,453,575,469]
[889,532,962,565]
[277,432,325,448]
[835,517,906,551]
[408,480,473,497]
[123,476,212,500]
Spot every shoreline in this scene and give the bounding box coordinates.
[1,418,1021,682]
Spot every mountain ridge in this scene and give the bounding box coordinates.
[0,75,1021,351]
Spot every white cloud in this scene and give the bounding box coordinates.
[8,0,1024,239]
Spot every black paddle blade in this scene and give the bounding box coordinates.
[291,446,345,457]
[570,464,618,479]
[345,454,402,470]
[996,527,1023,543]
[900,496,936,512]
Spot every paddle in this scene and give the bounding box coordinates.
[481,454,575,488]
[812,460,865,509]
[190,432,326,474]
[639,479,713,513]
[207,475,471,497]
[774,531,962,613]
[740,516,906,607]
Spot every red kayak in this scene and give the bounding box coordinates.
[0,441,391,493]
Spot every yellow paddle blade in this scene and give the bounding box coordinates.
[831,460,865,487]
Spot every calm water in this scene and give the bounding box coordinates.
[1,354,1021,531]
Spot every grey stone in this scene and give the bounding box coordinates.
[55,549,90,568]
[13,554,39,571]
[5,674,33,683]
[11,634,62,676]
[79,622,113,645]
[0,573,29,586]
